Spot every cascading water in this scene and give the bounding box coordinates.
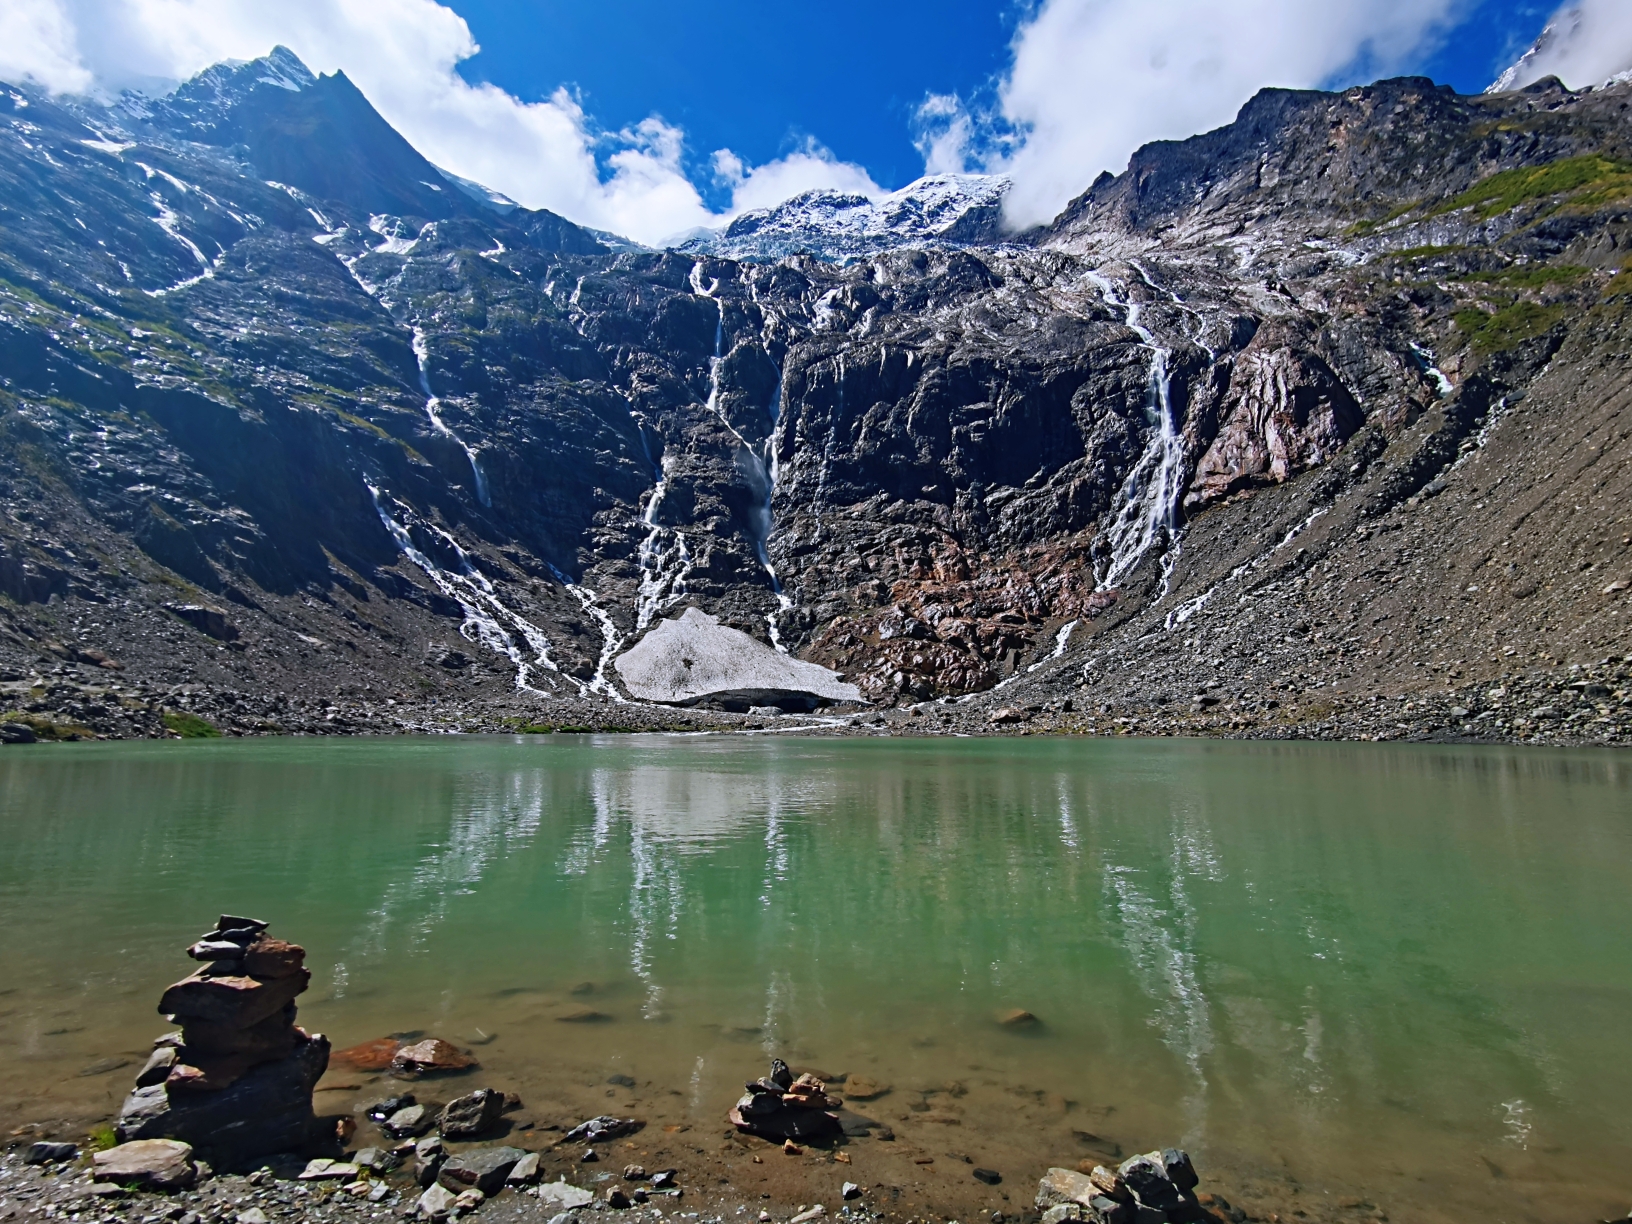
[411,329,490,508]
[548,563,629,702]
[1089,272,1187,593]
[684,262,795,647]
[635,456,693,632]
[367,483,567,694]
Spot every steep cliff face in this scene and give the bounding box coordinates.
[1,54,1630,739]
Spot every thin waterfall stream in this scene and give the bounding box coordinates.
[1089,272,1187,592]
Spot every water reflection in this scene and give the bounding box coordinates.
[0,737,1627,1219]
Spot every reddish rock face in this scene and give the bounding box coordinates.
[1187,328,1363,509]
[331,1036,403,1072]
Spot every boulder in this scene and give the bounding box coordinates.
[24,1142,77,1164]
[391,1038,476,1076]
[1038,1168,1099,1210]
[93,1139,198,1190]
[116,1033,329,1169]
[454,1189,486,1211]
[439,1146,526,1196]
[1118,1154,1183,1212]
[438,1088,505,1138]
[1161,1150,1199,1194]
[384,1104,434,1138]
[416,1183,459,1220]
[506,1152,541,1185]
[614,608,862,711]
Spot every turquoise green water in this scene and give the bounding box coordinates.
[0,736,1628,1221]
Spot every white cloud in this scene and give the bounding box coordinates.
[967,0,1471,229]
[912,93,976,177]
[1489,0,1632,92]
[0,0,92,94]
[0,0,879,246]
[713,140,882,216]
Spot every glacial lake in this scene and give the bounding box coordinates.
[0,735,1628,1223]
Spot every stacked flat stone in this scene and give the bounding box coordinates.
[117,915,331,1169]
[728,1059,844,1142]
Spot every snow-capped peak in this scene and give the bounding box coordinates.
[1488,5,1632,93]
[675,174,1011,261]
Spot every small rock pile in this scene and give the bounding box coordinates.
[1038,1150,1241,1224]
[729,1059,844,1143]
[116,914,331,1169]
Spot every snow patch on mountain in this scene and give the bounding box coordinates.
[675,174,1011,261]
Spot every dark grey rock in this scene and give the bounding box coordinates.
[437,1088,505,1139]
[384,1104,433,1138]
[438,1146,526,1196]
[975,1168,1002,1185]
[115,1035,328,1170]
[1118,1155,1182,1212]
[1160,1151,1198,1194]
[24,1141,77,1164]
[0,723,37,745]
[367,1093,415,1121]
[564,1115,643,1143]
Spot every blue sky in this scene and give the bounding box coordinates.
[452,0,1557,210]
[9,0,1607,242]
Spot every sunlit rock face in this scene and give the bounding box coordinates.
[614,608,861,711]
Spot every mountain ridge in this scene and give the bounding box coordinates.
[0,49,1630,742]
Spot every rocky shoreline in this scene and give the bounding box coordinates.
[0,652,1628,749]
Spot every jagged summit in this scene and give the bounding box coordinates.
[676,173,1010,261]
[1487,6,1632,93]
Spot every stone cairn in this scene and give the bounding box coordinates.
[1037,1150,1242,1224]
[729,1059,844,1143]
[117,915,331,1169]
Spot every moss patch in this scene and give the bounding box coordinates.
[1457,264,1591,289]
[162,710,222,738]
[1431,155,1632,222]
[0,711,93,741]
[1455,301,1569,353]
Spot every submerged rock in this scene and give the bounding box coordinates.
[392,1038,477,1076]
[564,1115,644,1143]
[614,608,862,712]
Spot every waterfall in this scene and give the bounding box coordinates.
[411,328,491,508]
[548,564,630,702]
[367,483,569,694]
[635,457,693,631]
[1089,273,1187,591]
[686,262,794,647]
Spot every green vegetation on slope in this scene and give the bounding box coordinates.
[1431,156,1632,222]
[162,710,222,738]
[1454,301,1569,353]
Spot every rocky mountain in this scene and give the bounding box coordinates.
[675,174,1010,261]
[2,53,1631,743]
